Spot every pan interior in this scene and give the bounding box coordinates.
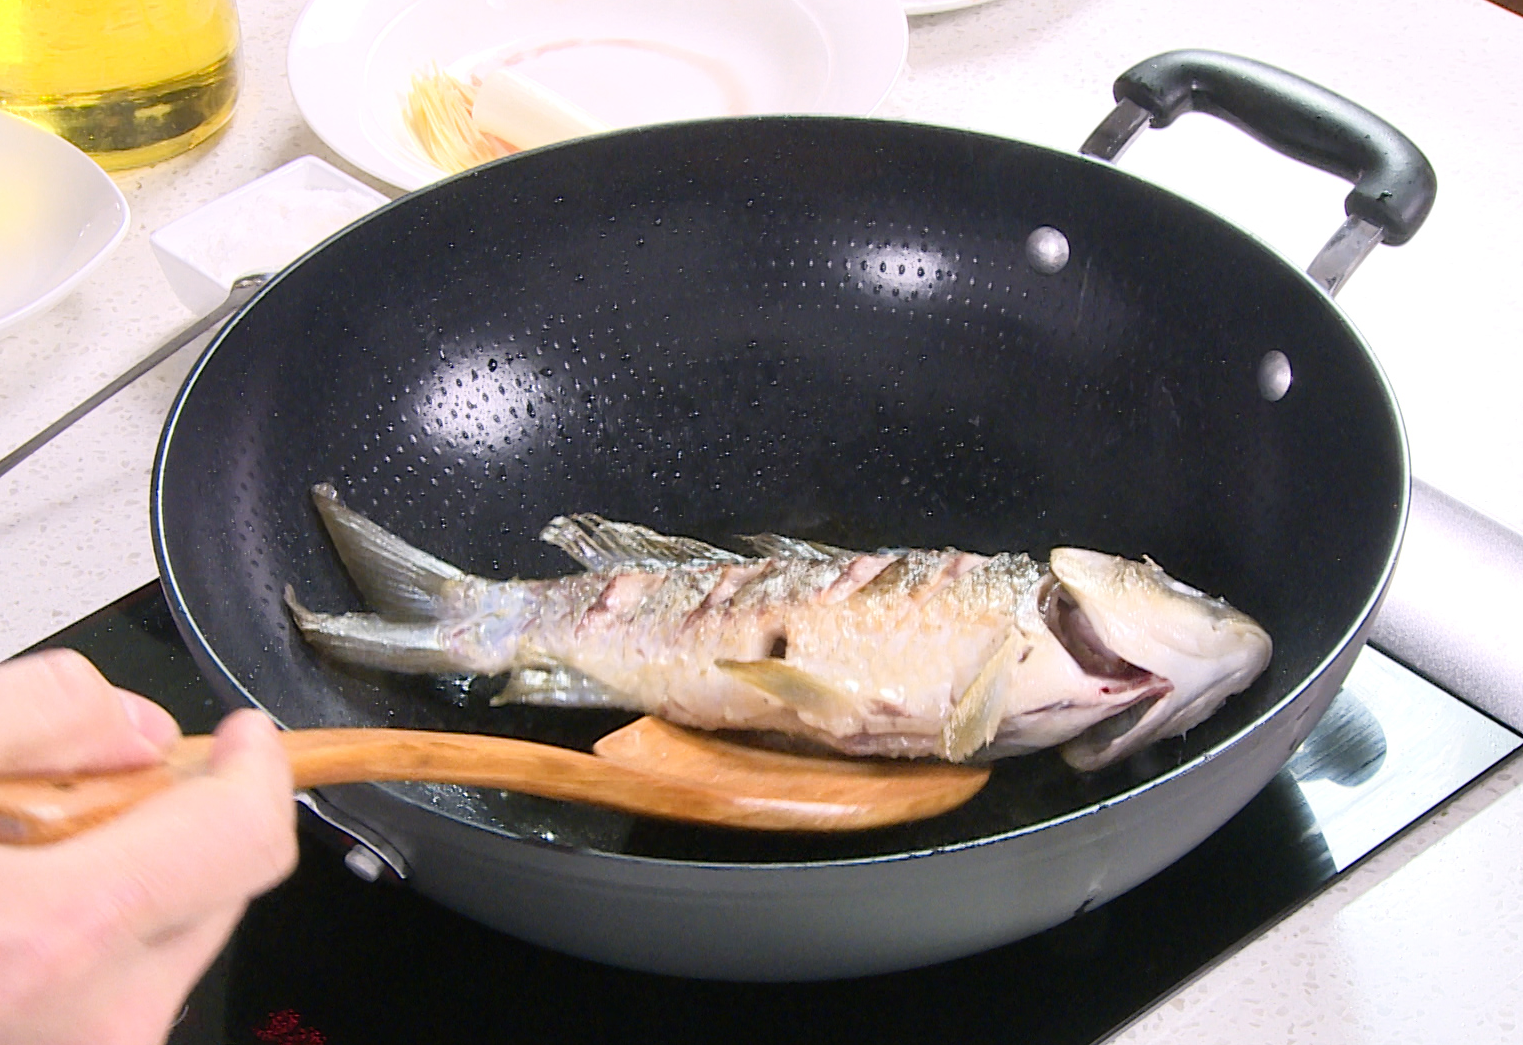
[155,118,1404,865]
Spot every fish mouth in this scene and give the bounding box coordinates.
[1069,691,1167,748]
[1042,578,1160,690]
[1041,575,1178,768]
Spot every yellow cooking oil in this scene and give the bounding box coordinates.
[0,0,240,169]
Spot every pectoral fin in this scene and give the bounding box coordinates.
[940,629,1028,762]
[715,658,856,731]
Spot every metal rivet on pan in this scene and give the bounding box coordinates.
[343,843,387,882]
[1258,350,1293,402]
[1025,226,1070,275]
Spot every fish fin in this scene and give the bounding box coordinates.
[735,534,855,561]
[539,514,749,572]
[715,658,856,730]
[940,629,1030,762]
[284,585,486,674]
[490,646,627,709]
[311,483,469,621]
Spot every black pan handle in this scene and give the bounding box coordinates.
[1081,50,1437,293]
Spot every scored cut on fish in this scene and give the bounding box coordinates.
[285,484,1271,771]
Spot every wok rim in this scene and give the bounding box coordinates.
[150,113,1413,872]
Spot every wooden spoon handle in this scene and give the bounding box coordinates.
[0,761,188,845]
[0,724,989,843]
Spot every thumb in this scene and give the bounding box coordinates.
[65,708,298,945]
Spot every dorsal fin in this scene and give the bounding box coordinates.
[539,515,749,572]
[736,534,856,561]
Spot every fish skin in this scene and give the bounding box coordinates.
[285,485,1271,769]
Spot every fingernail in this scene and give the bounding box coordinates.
[120,690,183,750]
[119,689,144,727]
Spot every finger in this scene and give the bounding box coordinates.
[1,893,250,1045]
[57,708,297,946]
[0,649,181,775]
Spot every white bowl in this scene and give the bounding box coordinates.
[150,156,389,313]
[0,112,130,335]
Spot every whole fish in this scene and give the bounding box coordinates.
[285,484,1272,770]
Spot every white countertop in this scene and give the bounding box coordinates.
[3,0,1521,1038]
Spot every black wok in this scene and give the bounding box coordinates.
[152,52,1430,980]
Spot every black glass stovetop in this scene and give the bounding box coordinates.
[29,582,1521,1045]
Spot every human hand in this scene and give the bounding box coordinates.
[0,649,297,1045]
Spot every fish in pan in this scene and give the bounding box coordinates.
[286,484,1271,771]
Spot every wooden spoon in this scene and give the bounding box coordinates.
[0,716,990,844]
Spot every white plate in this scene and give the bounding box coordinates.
[903,0,995,14]
[288,0,908,191]
[0,113,129,335]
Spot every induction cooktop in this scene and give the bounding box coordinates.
[25,578,1518,1045]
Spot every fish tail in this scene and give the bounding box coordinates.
[284,585,496,674]
[310,482,470,621]
[289,484,533,676]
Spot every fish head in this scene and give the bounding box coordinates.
[1049,548,1272,771]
